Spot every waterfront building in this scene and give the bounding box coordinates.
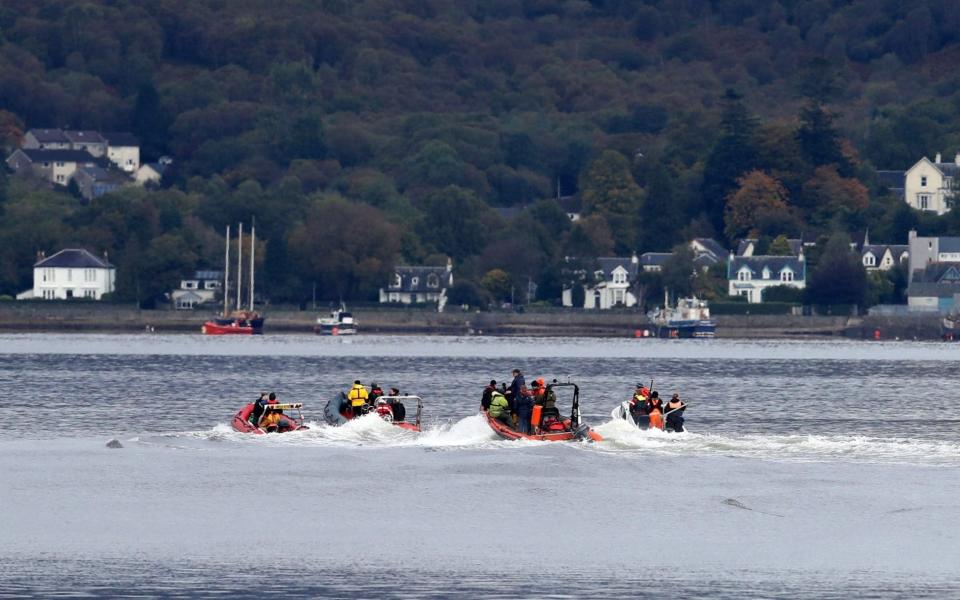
[16,249,115,300]
[379,260,453,310]
[171,270,223,310]
[727,253,806,303]
[563,255,639,309]
[902,152,959,215]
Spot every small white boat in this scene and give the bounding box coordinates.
[315,305,357,335]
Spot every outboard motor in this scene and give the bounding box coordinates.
[573,423,592,441]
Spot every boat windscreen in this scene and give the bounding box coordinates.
[266,403,303,410]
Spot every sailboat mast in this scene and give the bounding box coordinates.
[223,224,231,317]
[236,222,243,312]
[249,219,255,311]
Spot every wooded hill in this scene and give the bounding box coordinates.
[1,0,960,306]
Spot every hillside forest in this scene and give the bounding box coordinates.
[2,0,960,308]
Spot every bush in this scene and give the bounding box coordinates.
[710,301,796,315]
[762,285,805,303]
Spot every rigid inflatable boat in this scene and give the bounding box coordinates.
[485,382,602,442]
[323,392,422,432]
[231,402,308,434]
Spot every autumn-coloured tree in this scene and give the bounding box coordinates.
[801,165,869,226]
[723,171,790,242]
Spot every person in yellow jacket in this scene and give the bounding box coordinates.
[487,390,513,428]
[259,409,283,431]
[348,380,369,418]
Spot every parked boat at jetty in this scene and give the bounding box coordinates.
[203,221,264,335]
[648,296,716,338]
[485,381,603,442]
[324,392,422,432]
[315,305,356,335]
[231,402,308,434]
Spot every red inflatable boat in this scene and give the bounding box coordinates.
[231,402,308,434]
[486,382,603,442]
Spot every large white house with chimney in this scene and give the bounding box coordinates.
[16,249,116,300]
[903,152,960,215]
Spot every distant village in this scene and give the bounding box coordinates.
[7,126,960,315]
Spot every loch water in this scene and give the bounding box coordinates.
[1,333,959,598]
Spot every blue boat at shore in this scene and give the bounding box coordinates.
[649,297,716,338]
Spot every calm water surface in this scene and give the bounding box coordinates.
[1,334,958,598]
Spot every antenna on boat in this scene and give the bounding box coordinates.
[249,217,255,311]
[223,224,231,317]
[236,222,243,313]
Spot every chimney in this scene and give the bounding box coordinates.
[936,152,942,163]
[631,251,639,265]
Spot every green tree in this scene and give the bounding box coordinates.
[661,244,695,298]
[579,150,644,253]
[806,232,868,307]
[768,234,793,256]
[480,268,512,303]
[415,186,500,261]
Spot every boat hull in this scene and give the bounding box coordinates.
[202,317,265,335]
[655,319,716,339]
[484,412,602,442]
[230,404,307,434]
[314,323,356,335]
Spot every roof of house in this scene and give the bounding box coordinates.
[140,162,169,176]
[18,148,103,163]
[193,270,223,280]
[933,161,960,177]
[862,244,909,257]
[596,257,639,279]
[387,266,452,293]
[692,238,726,260]
[76,165,129,184]
[736,238,803,256]
[64,130,106,144]
[34,249,113,269]
[907,281,960,298]
[729,255,806,278]
[27,128,69,143]
[557,195,581,214]
[639,252,671,268]
[102,132,139,147]
[937,237,960,253]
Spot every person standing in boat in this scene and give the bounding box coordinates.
[645,391,664,429]
[348,380,369,417]
[369,383,384,405]
[628,384,651,428]
[664,393,686,432]
[387,387,406,421]
[510,369,533,434]
[250,392,269,426]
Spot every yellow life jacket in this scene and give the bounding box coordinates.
[348,384,369,407]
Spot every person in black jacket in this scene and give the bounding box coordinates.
[664,393,686,432]
[481,380,497,411]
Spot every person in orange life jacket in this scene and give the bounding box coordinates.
[628,384,651,428]
[664,393,686,432]
[481,380,497,411]
[259,393,290,432]
[645,391,664,429]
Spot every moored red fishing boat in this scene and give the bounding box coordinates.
[324,392,422,432]
[485,382,602,442]
[231,402,308,434]
[202,311,265,335]
[203,221,265,335]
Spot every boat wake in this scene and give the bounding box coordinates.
[134,415,960,465]
[591,418,960,466]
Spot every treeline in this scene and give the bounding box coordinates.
[2,0,960,306]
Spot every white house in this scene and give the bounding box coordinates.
[861,244,908,271]
[727,253,806,303]
[563,256,639,309]
[171,270,223,309]
[906,230,960,310]
[22,128,71,150]
[379,261,453,310]
[135,157,172,186]
[903,152,960,215]
[16,249,115,300]
[103,132,141,173]
[63,130,107,157]
[5,148,106,186]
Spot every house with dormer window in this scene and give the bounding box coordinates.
[15,249,115,300]
[902,152,959,215]
[171,270,223,309]
[727,253,806,303]
[379,260,453,310]
[563,255,639,309]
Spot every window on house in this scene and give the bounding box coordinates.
[84,290,95,298]
[411,276,419,287]
[781,270,794,282]
[55,174,65,183]
[921,176,927,187]
[205,281,220,290]
[67,269,72,282]
[43,162,50,168]
[762,267,771,279]
[84,269,95,282]
[427,274,439,288]
[393,273,402,287]
[919,194,930,210]
[738,268,751,281]
[864,254,875,267]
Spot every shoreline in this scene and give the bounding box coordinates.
[0,303,944,340]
